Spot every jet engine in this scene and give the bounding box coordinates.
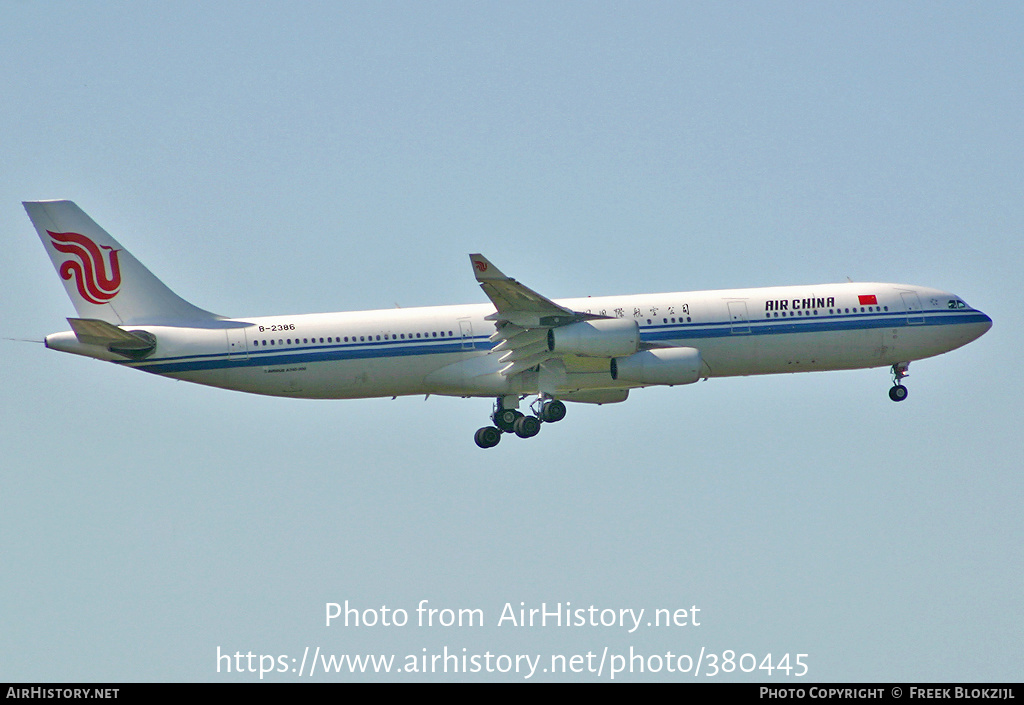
[547,318,640,358]
[611,347,702,386]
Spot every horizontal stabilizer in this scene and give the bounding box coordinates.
[68,318,156,358]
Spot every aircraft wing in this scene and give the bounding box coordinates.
[469,254,605,378]
[468,254,580,326]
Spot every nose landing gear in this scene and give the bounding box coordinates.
[889,362,910,402]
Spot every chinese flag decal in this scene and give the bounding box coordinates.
[858,294,878,305]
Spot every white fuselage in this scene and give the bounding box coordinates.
[45,281,992,401]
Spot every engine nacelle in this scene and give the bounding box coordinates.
[560,389,630,405]
[611,347,703,386]
[547,318,640,358]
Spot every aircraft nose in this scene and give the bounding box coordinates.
[971,309,993,341]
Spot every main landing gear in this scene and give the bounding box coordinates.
[889,362,910,402]
[473,397,567,448]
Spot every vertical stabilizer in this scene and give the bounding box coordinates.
[24,200,221,325]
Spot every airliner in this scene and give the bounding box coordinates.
[24,200,992,448]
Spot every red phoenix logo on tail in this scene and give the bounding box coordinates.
[48,231,122,304]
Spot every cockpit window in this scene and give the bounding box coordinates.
[948,299,967,309]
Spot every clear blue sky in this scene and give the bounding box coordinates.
[2,1,1020,681]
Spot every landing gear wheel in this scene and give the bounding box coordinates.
[539,399,567,423]
[513,415,541,438]
[474,426,502,448]
[493,408,523,433]
[889,362,910,402]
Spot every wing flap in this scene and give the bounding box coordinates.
[498,339,549,364]
[492,327,547,353]
[500,352,557,377]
